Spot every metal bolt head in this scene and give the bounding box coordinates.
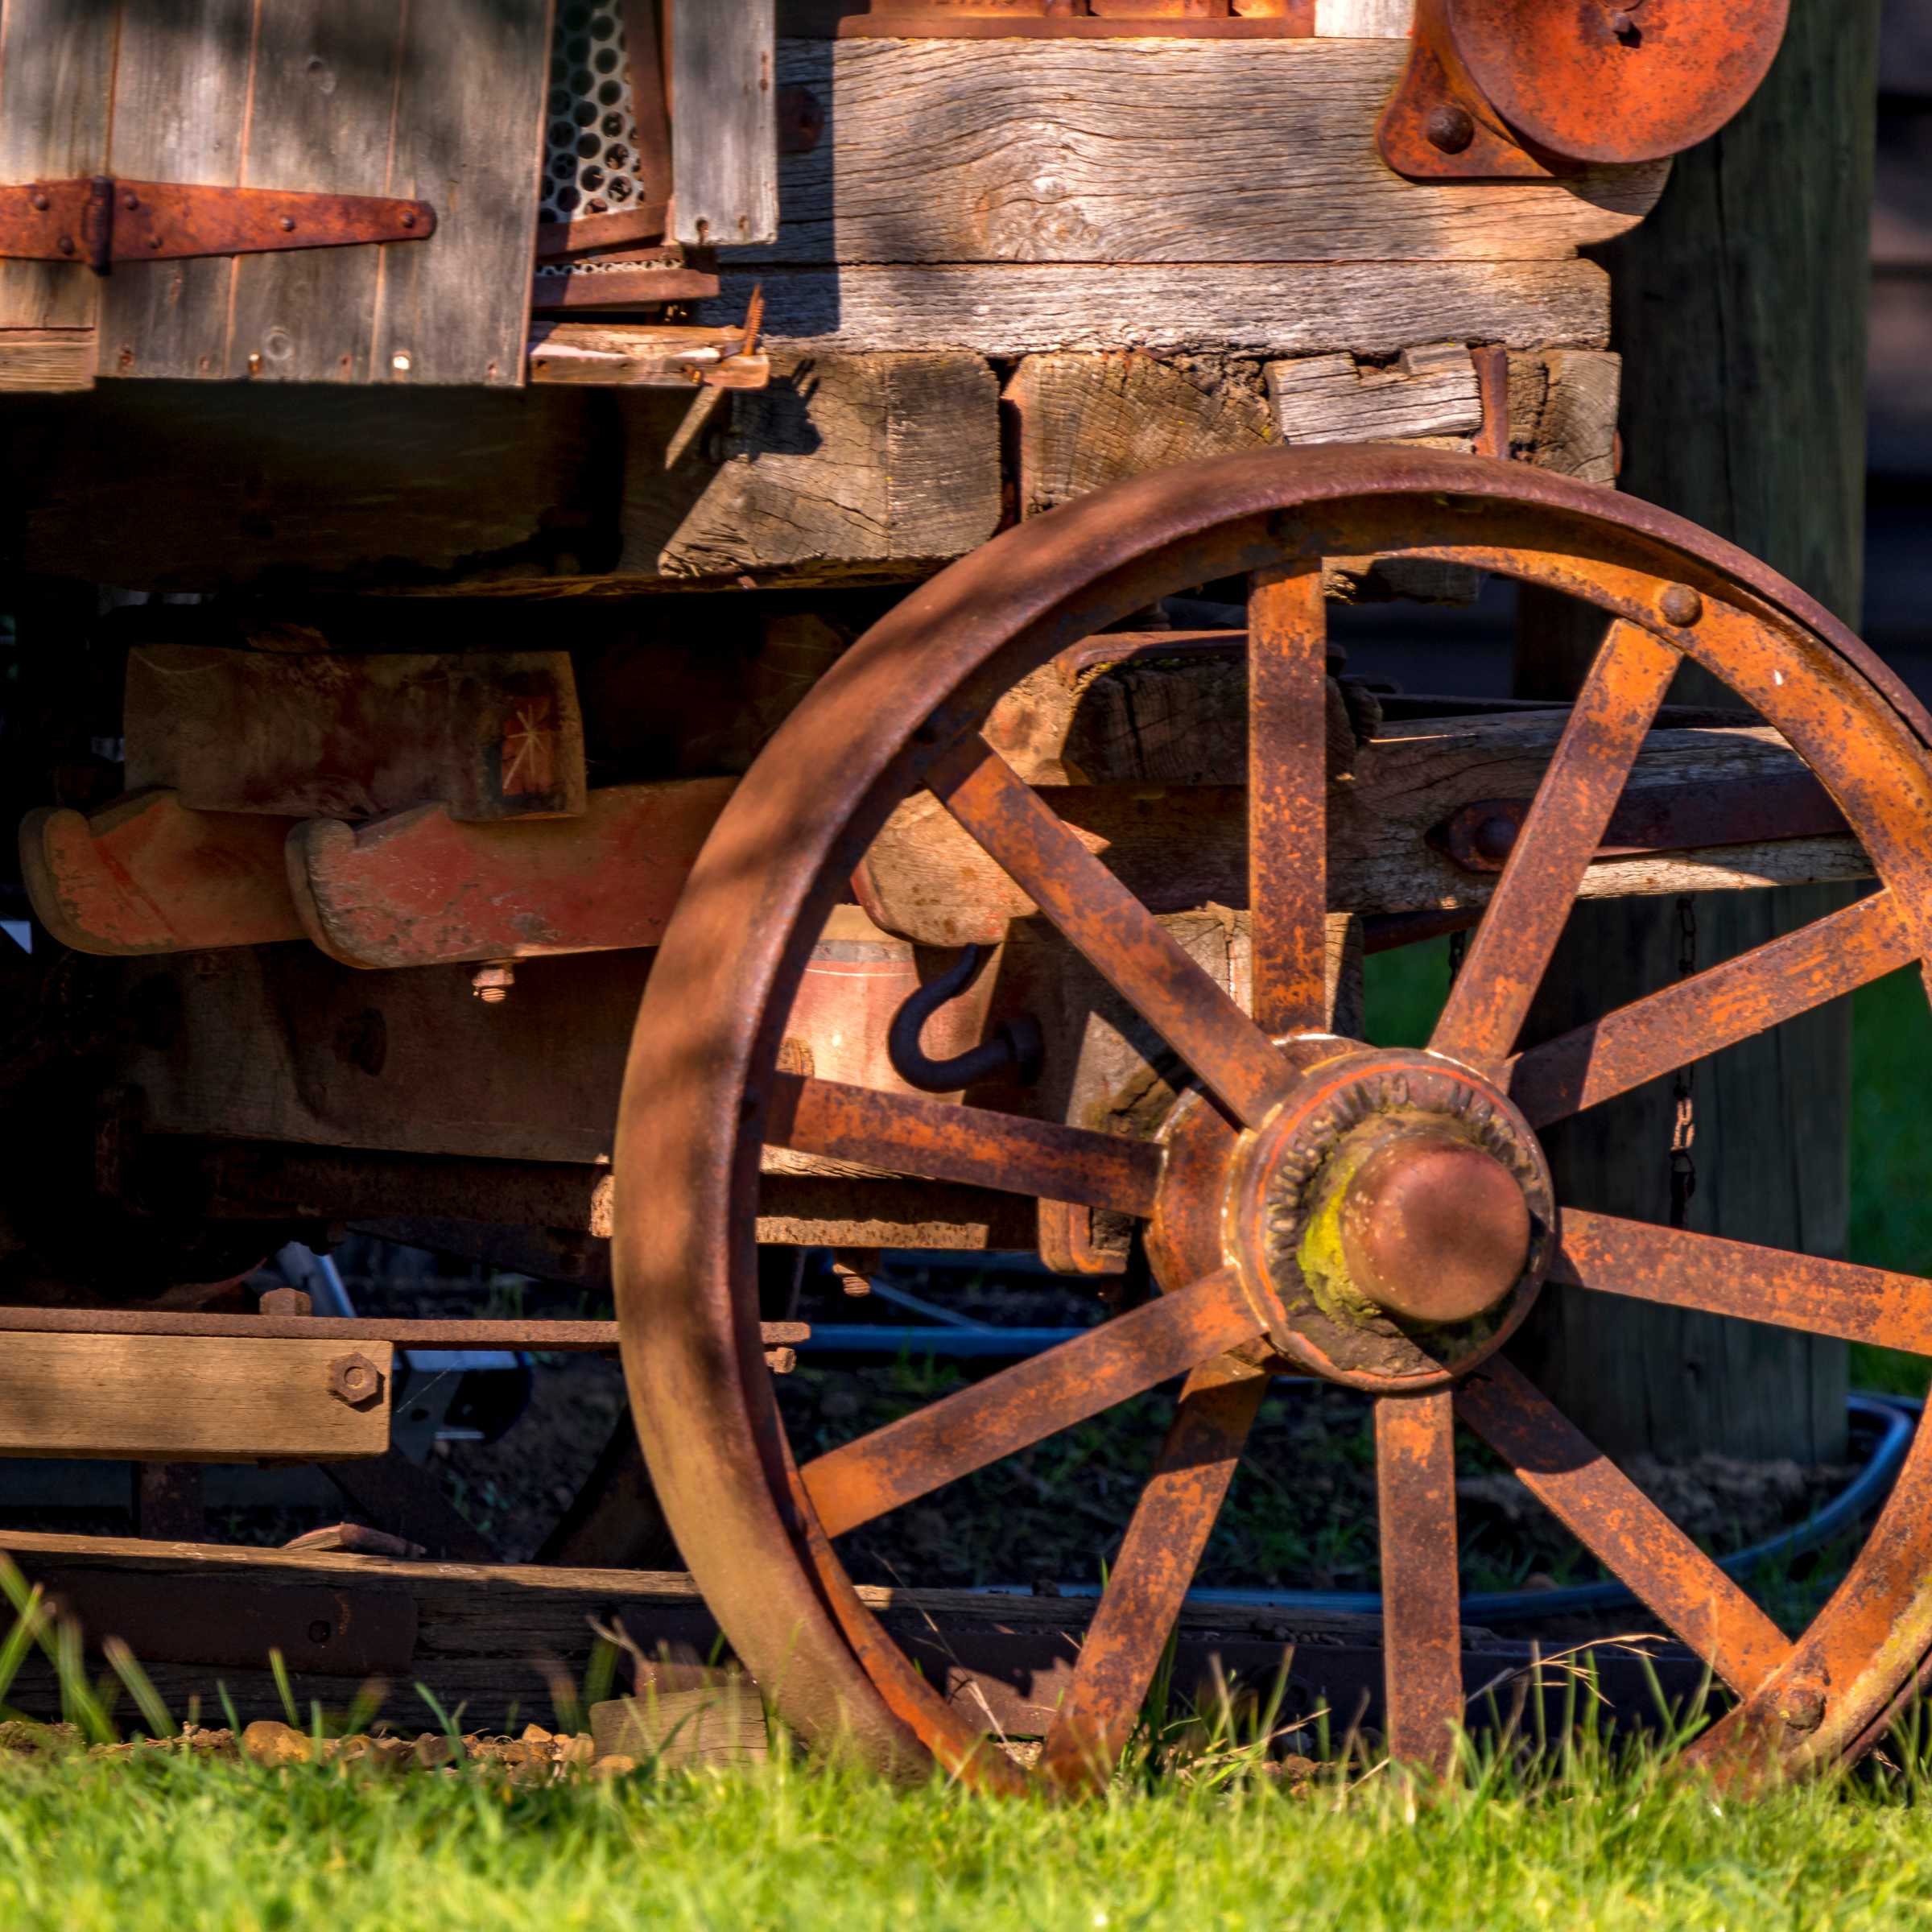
[56,235,73,255]
[1658,583,1704,627]
[1339,1128,1531,1325]
[122,192,138,211]
[1424,104,1476,155]
[328,1352,383,1407]
[30,192,49,212]
[259,1286,313,1318]
[471,962,515,1005]
[307,1619,332,1645]
[279,214,295,232]
[1778,1681,1827,1733]
[399,210,416,229]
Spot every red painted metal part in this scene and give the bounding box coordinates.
[610,444,1932,1788]
[0,178,433,269]
[1378,0,1789,181]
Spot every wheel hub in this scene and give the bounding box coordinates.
[1151,1046,1557,1389]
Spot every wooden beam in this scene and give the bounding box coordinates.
[716,260,1613,356]
[673,0,779,246]
[751,39,1663,266]
[0,1336,393,1462]
[0,328,95,393]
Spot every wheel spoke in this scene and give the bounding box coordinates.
[1507,889,1911,1129]
[799,1267,1264,1540]
[1041,1360,1268,1785]
[927,734,1293,1130]
[1456,1358,1790,1696]
[1430,621,1678,1068]
[1249,564,1330,1034]
[766,1072,1163,1217]
[1375,1389,1463,1771]
[1555,1208,1932,1356]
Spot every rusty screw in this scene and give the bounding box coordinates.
[259,1286,313,1317]
[1658,583,1704,628]
[1424,104,1476,155]
[328,1352,383,1407]
[471,962,515,1005]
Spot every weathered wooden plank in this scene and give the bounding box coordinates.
[0,0,114,334]
[617,349,1002,584]
[1006,353,1274,517]
[10,384,605,591]
[0,328,94,391]
[226,2,397,384]
[1268,342,1482,445]
[672,0,778,246]
[373,0,555,386]
[1508,348,1620,482]
[1315,0,1413,30]
[97,0,257,382]
[0,1336,392,1462]
[716,261,1612,355]
[749,39,1663,266]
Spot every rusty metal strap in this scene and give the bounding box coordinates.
[0,178,435,271]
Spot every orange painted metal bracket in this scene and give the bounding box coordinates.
[1378,0,1789,181]
[19,790,304,956]
[288,779,739,970]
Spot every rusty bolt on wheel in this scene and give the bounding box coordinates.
[1779,1681,1828,1734]
[1424,104,1476,154]
[1658,584,1705,628]
[328,1352,383,1407]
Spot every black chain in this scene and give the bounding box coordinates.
[1669,894,1698,1229]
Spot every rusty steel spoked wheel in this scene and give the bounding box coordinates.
[613,447,1932,1790]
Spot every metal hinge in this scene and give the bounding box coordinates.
[0,176,435,273]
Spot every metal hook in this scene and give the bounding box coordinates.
[886,944,1043,1094]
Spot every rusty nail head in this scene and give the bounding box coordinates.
[1658,584,1704,627]
[147,234,162,250]
[30,192,48,212]
[279,215,296,232]
[260,1286,313,1317]
[1425,104,1476,155]
[122,191,138,210]
[328,1352,383,1406]
[57,235,73,254]
[400,211,416,228]
[308,1619,332,1644]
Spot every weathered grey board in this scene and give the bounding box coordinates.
[617,350,1002,584]
[749,39,1665,266]
[64,0,554,385]
[0,0,114,335]
[718,260,1612,355]
[673,0,778,246]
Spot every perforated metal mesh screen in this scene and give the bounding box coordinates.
[542,3,646,225]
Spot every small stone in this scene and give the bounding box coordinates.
[242,1719,314,1767]
[556,1732,596,1767]
[590,1752,638,1779]
[520,1723,555,1747]
[411,1732,456,1769]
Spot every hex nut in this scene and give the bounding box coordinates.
[328,1352,384,1408]
[1658,583,1704,628]
[260,1286,312,1317]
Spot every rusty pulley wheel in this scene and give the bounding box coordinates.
[612,445,1932,1790]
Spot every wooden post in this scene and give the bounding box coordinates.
[1510,0,1879,1462]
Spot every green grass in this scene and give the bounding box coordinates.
[12,1741,1932,1931]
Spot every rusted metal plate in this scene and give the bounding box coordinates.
[19,790,303,956]
[291,780,735,969]
[125,647,586,824]
[1380,0,1789,180]
[0,178,433,268]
